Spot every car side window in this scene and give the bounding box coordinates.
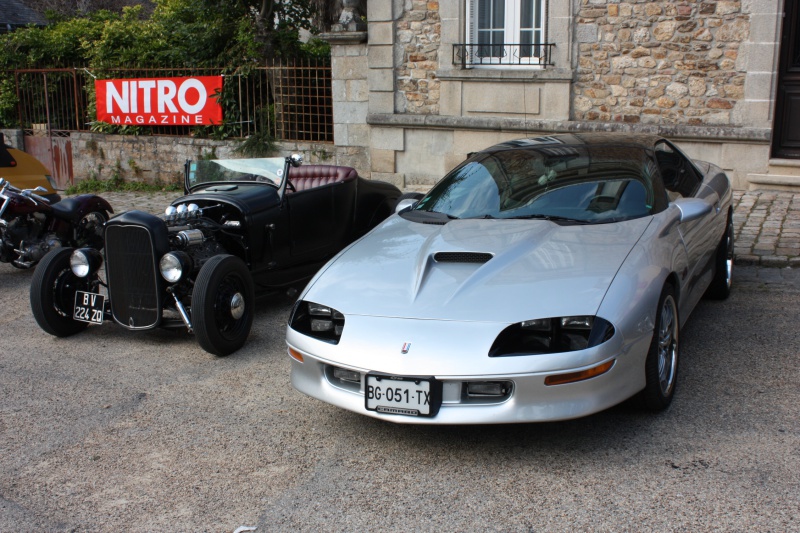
[654,141,701,201]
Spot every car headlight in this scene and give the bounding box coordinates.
[159,251,193,283]
[70,248,103,277]
[289,300,345,344]
[489,316,615,357]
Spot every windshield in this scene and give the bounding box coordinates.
[187,158,286,189]
[411,145,659,224]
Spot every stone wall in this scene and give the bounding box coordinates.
[70,133,338,185]
[396,0,441,114]
[574,0,749,126]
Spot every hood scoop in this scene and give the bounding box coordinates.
[433,252,493,264]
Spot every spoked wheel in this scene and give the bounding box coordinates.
[30,247,89,337]
[193,255,255,357]
[76,211,108,250]
[705,213,734,300]
[641,283,679,411]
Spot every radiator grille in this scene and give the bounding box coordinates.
[105,224,160,329]
[433,252,493,264]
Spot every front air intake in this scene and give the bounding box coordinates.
[433,252,493,264]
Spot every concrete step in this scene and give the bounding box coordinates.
[747,159,800,191]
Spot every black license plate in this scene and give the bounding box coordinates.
[74,291,105,324]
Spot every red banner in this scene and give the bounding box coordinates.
[95,76,223,126]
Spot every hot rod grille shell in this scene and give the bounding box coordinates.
[105,224,160,329]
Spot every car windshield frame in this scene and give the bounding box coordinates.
[407,143,667,225]
[186,157,288,191]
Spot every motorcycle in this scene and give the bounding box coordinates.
[0,177,113,269]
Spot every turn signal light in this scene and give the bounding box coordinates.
[288,347,304,363]
[544,359,615,386]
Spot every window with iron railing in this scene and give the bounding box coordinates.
[455,0,554,68]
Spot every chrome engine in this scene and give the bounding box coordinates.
[0,214,61,268]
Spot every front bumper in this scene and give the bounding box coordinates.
[287,327,651,425]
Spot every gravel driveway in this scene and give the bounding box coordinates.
[1,264,798,531]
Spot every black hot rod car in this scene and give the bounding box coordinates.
[30,155,404,356]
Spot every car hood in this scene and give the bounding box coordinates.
[303,215,653,323]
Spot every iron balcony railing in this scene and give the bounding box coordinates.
[453,43,555,68]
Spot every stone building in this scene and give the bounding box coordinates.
[323,0,799,191]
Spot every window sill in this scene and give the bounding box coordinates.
[438,67,574,82]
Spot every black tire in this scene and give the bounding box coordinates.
[30,248,89,337]
[641,283,679,411]
[705,213,734,300]
[192,255,255,357]
[75,211,109,250]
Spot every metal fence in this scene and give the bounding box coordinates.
[5,58,333,143]
[452,43,555,68]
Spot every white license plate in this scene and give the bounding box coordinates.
[74,291,105,324]
[365,374,433,417]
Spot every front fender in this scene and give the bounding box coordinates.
[595,214,687,361]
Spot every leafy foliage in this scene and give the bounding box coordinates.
[66,158,182,194]
[66,176,182,194]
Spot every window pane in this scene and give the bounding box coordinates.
[521,0,533,30]
[478,0,491,30]
[477,29,504,58]
[478,0,506,30]
[492,0,505,29]
[520,30,533,58]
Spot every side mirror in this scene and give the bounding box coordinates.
[672,197,713,223]
[395,198,418,214]
[289,153,303,167]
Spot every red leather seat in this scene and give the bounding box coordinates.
[288,165,358,192]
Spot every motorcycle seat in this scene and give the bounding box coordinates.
[50,197,84,221]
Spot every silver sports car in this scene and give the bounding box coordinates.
[286,133,733,424]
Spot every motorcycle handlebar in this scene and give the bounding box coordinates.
[0,178,52,204]
[26,191,50,204]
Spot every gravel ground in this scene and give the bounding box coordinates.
[1,264,799,532]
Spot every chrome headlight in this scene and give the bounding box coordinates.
[289,300,345,344]
[159,251,193,283]
[70,248,103,277]
[489,316,615,357]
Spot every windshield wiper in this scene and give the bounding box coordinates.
[507,214,593,224]
[419,210,460,220]
[402,209,459,225]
